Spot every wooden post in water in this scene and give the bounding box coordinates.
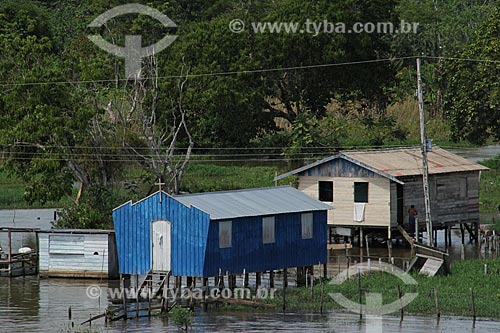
[448,227,452,246]
[282,268,287,313]
[434,288,440,320]
[310,269,314,301]
[397,285,404,321]
[202,277,208,311]
[460,223,465,245]
[320,275,325,314]
[387,239,392,260]
[244,272,249,288]
[166,273,171,312]
[7,230,12,277]
[269,271,275,289]
[360,227,364,248]
[358,269,362,320]
[121,275,128,320]
[470,288,476,325]
[135,275,139,319]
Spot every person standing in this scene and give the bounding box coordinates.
[408,205,418,237]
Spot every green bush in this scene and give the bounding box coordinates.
[170,306,193,331]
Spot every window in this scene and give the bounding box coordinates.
[262,216,275,244]
[301,213,313,239]
[354,182,369,203]
[219,221,232,248]
[318,181,333,202]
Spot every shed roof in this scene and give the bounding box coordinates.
[36,229,114,234]
[275,147,488,181]
[174,186,331,220]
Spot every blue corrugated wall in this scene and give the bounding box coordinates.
[203,211,327,277]
[112,192,210,276]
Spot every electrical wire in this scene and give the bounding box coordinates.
[1,55,499,88]
[0,56,418,87]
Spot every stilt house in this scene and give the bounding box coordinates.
[112,186,330,278]
[275,147,488,241]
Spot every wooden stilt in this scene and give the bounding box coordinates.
[282,269,287,313]
[448,226,452,246]
[474,222,479,244]
[256,272,261,288]
[460,223,465,245]
[121,275,128,320]
[360,227,364,248]
[202,278,208,311]
[135,275,139,319]
[244,272,249,288]
[269,271,275,288]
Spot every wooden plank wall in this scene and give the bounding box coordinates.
[400,171,481,227]
[298,176,391,227]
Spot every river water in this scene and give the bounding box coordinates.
[1,146,500,332]
[2,274,500,333]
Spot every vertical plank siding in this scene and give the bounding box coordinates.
[113,192,210,277]
[203,211,327,277]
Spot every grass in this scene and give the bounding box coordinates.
[479,169,500,218]
[264,259,500,318]
[181,164,278,193]
[0,164,283,209]
[0,160,499,214]
[0,171,74,209]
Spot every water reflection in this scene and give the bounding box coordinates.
[2,275,500,332]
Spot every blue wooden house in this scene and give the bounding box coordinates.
[112,186,330,278]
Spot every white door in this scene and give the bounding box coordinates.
[151,221,171,272]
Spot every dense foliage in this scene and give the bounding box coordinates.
[0,0,498,227]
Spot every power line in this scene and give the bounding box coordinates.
[0,56,419,87]
[0,143,413,150]
[1,55,499,88]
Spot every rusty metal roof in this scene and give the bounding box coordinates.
[342,147,488,177]
[275,147,488,181]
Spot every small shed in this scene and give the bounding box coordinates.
[112,186,330,277]
[275,147,488,241]
[38,230,119,279]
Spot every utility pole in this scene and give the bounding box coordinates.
[417,58,433,246]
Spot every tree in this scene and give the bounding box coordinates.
[392,0,496,116]
[110,59,194,195]
[0,1,123,205]
[444,3,500,144]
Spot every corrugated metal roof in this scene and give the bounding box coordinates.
[174,186,332,220]
[342,147,488,177]
[37,229,114,234]
[275,147,488,181]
